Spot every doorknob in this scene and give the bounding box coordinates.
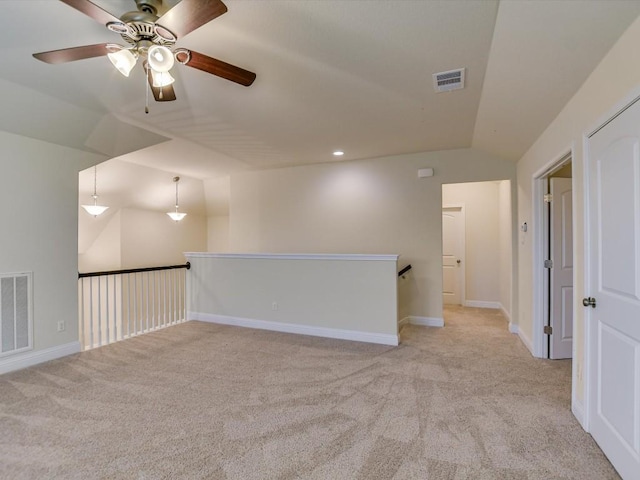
[582,297,596,308]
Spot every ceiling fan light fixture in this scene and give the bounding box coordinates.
[151,69,175,87]
[148,45,174,73]
[108,49,137,77]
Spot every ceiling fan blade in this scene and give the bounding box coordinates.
[146,67,177,102]
[179,50,256,87]
[59,0,122,26]
[156,0,227,39]
[33,43,111,64]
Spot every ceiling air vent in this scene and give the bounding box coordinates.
[432,68,465,93]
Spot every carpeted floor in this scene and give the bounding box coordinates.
[0,306,618,479]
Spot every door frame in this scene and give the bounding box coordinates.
[442,203,466,306]
[531,151,573,360]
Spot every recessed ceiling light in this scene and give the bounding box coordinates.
[333,150,344,156]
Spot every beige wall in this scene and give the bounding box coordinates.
[187,253,399,342]
[80,208,206,272]
[207,216,230,252]
[227,148,516,321]
[78,210,122,273]
[516,15,640,405]
[0,131,100,354]
[121,209,206,269]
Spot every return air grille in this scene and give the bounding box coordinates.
[0,272,32,357]
[433,68,465,92]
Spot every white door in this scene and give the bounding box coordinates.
[550,178,573,359]
[442,207,464,305]
[587,101,640,479]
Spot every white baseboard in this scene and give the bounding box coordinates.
[509,322,519,334]
[572,396,586,430]
[500,304,511,323]
[0,341,81,375]
[190,312,399,346]
[400,316,444,328]
[464,300,501,309]
[518,329,534,355]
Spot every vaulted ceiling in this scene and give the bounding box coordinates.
[2,0,640,181]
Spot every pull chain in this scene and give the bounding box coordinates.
[145,63,150,114]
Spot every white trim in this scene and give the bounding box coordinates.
[189,312,399,346]
[400,316,444,327]
[531,148,574,359]
[184,252,399,262]
[500,303,511,323]
[572,390,586,429]
[463,300,501,309]
[508,322,519,334]
[518,329,534,355]
[0,341,80,375]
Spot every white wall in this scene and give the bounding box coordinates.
[0,131,102,359]
[516,15,640,404]
[226,148,516,321]
[442,181,501,307]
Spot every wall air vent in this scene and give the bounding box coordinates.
[432,68,465,93]
[0,272,32,358]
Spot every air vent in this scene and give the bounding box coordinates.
[1,272,32,357]
[433,68,465,93]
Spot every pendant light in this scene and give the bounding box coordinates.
[81,165,109,217]
[167,176,187,222]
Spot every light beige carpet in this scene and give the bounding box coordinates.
[0,306,618,479]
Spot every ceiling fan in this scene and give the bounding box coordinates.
[33,0,256,107]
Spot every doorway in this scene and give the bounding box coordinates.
[533,155,574,360]
[442,181,513,321]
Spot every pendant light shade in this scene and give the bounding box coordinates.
[167,176,187,222]
[148,45,174,73]
[151,69,175,87]
[108,48,137,77]
[81,166,109,217]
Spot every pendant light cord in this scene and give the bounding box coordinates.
[175,176,180,210]
[93,165,98,203]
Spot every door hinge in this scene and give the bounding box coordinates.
[544,259,553,268]
[544,325,553,335]
[544,193,553,203]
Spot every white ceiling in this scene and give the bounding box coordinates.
[2,0,640,183]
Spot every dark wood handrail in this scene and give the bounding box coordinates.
[79,262,191,278]
[398,264,412,277]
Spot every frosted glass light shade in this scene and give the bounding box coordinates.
[107,49,136,77]
[167,211,187,222]
[82,204,109,217]
[151,69,175,87]
[148,45,174,73]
